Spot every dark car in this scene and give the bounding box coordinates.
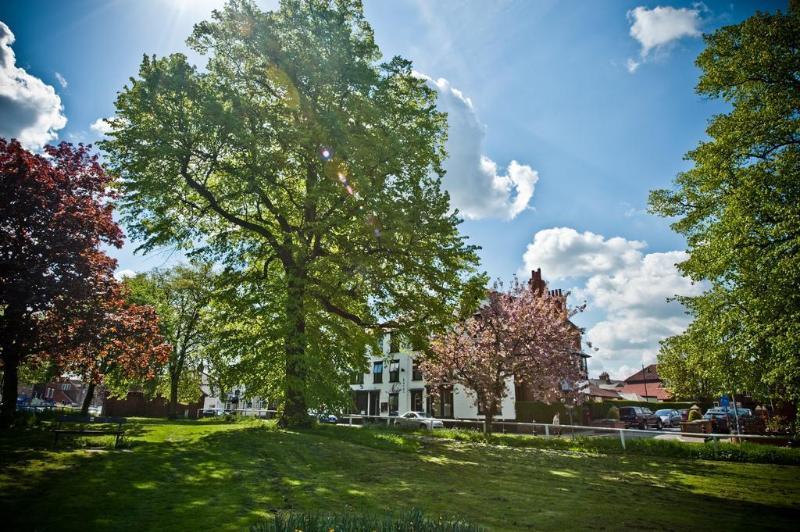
[619,406,663,430]
[703,407,753,433]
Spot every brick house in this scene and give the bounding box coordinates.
[618,364,671,402]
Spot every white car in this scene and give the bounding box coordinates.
[394,411,444,430]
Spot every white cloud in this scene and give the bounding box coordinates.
[90,117,113,137]
[520,227,646,280]
[114,269,136,281]
[417,73,539,220]
[0,21,67,149]
[626,5,703,72]
[55,72,68,89]
[520,227,704,380]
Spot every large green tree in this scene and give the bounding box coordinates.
[125,264,216,418]
[102,0,484,426]
[650,7,799,412]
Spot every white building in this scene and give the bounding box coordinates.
[199,377,275,416]
[349,332,516,421]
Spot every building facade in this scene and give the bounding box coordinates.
[348,332,517,420]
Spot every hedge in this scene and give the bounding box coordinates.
[515,401,585,423]
[515,400,712,423]
[425,428,800,465]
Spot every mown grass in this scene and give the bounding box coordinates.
[1,418,799,531]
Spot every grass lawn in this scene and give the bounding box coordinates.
[1,419,799,531]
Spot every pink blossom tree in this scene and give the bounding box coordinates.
[420,278,584,434]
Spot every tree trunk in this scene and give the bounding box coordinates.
[484,411,494,435]
[80,382,96,416]
[168,370,180,419]
[279,270,309,428]
[0,354,19,429]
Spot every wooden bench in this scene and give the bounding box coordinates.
[53,415,127,449]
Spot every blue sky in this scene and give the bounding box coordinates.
[0,0,786,378]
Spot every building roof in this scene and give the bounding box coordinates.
[623,364,661,384]
[583,384,622,399]
[588,378,624,389]
[618,382,672,401]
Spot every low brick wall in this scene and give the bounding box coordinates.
[104,391,203,419]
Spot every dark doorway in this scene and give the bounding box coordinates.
[410,389,424,413]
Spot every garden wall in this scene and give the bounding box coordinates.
[104,391,203,419]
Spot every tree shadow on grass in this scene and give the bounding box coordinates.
[1,422,798,531]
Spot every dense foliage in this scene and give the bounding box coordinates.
[60,283,171,415]
[125,264,216,416]
[1,140,121,425]
[102,0,485,426]
[649,8,800,412]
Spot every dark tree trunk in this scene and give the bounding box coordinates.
[0,354,19,429]
[168,371,180,419]
[278,270,310,428]
[484,411,494,435]
[80,382,96,416]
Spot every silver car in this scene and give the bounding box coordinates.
[655,408,681,427]
[394,411,444,430]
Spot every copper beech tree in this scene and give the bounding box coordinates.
[59,284,171,415]
[0,139,168,425]
[421,278,584,434]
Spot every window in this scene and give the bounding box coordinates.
[350,372,364,385]
[389,332,400,353]
[372,361,383,384]
[389,359,400,383]
[46,388,54,399]
[388,393,399,415]
[412,360,423,381]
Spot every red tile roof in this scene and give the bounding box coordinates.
[624,364,661,384]
[618,382,672,401]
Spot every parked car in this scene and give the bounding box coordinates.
[318,413,338,424]
[679,408,690,421]
[394,411,444,430]
[619,406,662,429]
[655,409,682,428]
[201,409,224,417]
[703,407,754,433]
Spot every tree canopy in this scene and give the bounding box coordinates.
[102,0,485,425]
[125,263,216,417]
[421,279,584,434]
[0,139,122,425]
[58,284,171,415]
[649,8,800,409]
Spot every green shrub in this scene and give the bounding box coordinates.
[415,426,800,465]
[688,409,702,422]
[515,401,587,424]
[251,508,484,532]
[607,406,620,420]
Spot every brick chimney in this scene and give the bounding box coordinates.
[530,268,546,294]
